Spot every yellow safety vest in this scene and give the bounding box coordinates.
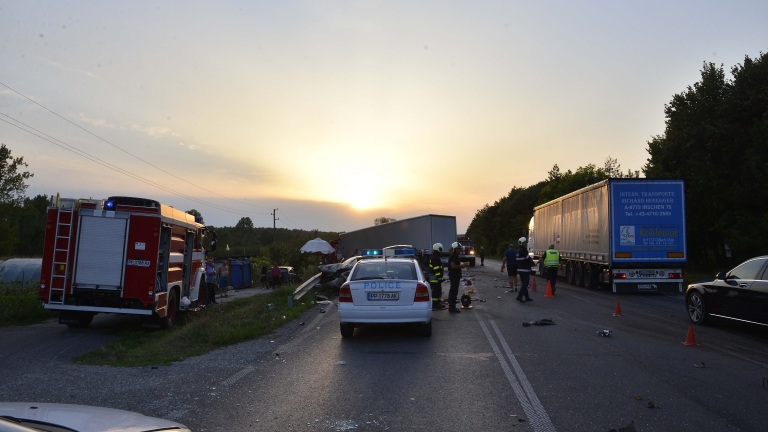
[544,249,560,267]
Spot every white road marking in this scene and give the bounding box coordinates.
[475,313,557,431]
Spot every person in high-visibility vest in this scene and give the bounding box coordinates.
[428,243,446,310]
[543,243,561,295]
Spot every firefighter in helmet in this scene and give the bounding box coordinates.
[428,243,446,310]
[448,241,469,312]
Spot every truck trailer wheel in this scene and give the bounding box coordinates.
[583,263,595,289]
[573,262,584,287]
[566,261,575,285]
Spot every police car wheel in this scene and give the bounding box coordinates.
[417,320,432,337]
[340,323,354,338]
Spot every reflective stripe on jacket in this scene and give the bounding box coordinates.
[544,249,560,267]
[428,254,443,283]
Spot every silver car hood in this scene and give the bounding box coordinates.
[0,402,189,432]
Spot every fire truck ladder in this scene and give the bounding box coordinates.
[49,206,74,305]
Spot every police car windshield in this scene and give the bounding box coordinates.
[351,262,417,281]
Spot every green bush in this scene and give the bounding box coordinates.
[0,281,57,326]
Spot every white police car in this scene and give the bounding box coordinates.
[338,248,432,338]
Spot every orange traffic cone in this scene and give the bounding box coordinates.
[544,281,554,297]
[613,302,623,317]
[531,278,538,292]
[682,325,699,346]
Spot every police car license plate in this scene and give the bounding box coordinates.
[368,292,399,301]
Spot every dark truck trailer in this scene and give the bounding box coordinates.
[529,179,687,293]
[340,215,458,262]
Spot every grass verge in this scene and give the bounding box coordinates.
[75,285,316,367]
[0,282,57,326]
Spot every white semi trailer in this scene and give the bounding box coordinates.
[340,215,459,262]
[529,179,687,293]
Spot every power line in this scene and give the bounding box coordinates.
[0,114,272,219]
[277,209,300,230]
[0,80,271,210]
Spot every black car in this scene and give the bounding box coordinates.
[686,256,768,326]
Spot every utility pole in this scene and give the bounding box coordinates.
[272,209,279,230]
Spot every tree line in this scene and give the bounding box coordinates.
[467,51,768,269]
[465,158,637,257]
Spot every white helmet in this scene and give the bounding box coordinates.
[433,243,443,252]
[451,241,461,250]
[518,237,527,245]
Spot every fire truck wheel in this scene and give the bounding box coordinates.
[196,278,207,306]
[161,289,178,329]
[64,312,94,328]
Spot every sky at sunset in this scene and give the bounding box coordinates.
[1,1,766,233]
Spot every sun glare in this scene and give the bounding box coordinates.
[349,193,375,210]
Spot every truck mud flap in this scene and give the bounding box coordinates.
[612,282,682,293]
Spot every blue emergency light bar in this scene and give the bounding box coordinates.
[393,248,417,256]
[104,200,115,210]
[361,249,384,257]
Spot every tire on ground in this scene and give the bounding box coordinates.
[160,289,178,329]
[583,263,595,289]
[566,261,575,285]
[417,320,432,337]
[686,291,710,325]
[340,323,354,338]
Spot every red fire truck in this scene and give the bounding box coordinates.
[38,195,217,329]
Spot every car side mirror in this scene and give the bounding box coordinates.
[715,272,726,280]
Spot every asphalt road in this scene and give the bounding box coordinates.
[3,262,768,431]
[200,259,768,432]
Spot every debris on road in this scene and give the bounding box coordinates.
[522,318,555,327]
[319,308,326,313]
[693,362,705,368]
[597,330,612,337]
[335,361,346,365]
[634,395,642,400]
[646,400,660,409]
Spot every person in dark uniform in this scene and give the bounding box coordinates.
[205,257,218,305]
[515,237,534,303]
[501,243,519,292]
[480,247,486,266]
[428,243,446,310]
[448,241,468,313]
[543,243,561,294]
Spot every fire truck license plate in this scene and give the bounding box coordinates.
[126,259,151,267]
[368,292,399,301]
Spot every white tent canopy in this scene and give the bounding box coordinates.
[300,238,335,254]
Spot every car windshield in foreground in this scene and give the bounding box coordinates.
[351,262,417,281]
